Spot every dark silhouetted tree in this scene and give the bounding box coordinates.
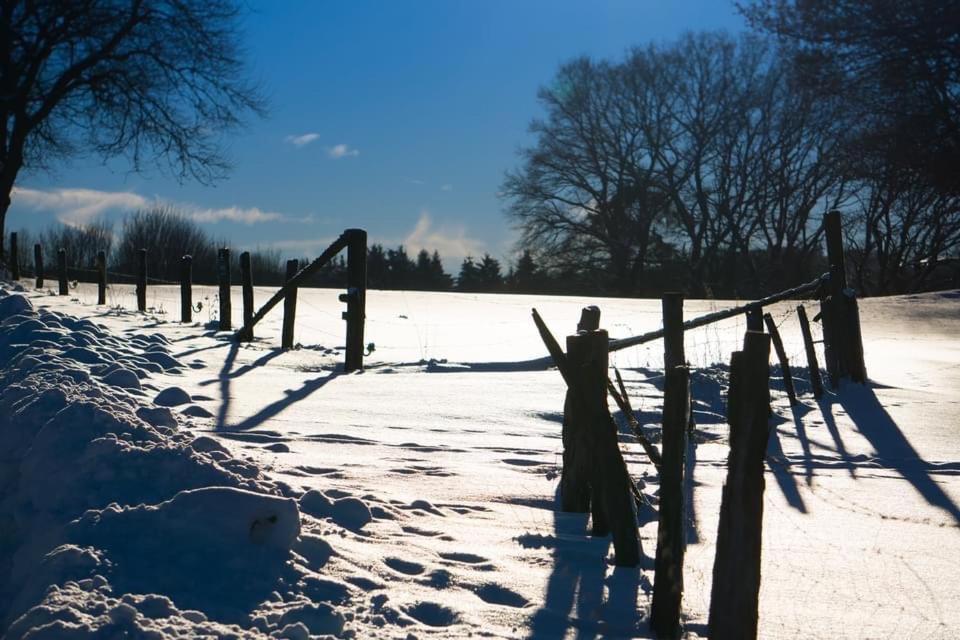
[740,0,960,194]
[0,0,265,259]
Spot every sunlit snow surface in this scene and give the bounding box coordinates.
[2,280,959,639]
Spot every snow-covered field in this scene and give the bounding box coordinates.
[2,279,958,639]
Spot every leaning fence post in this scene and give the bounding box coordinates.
[342,228,367,372]
[240,251,254,340]
[136,248,147,312]
[823,210,850,386]
[217,247,231,331]
[34,243,43,289]
[57,248,68,295]
[10,233,19,280]
[763,313,798,406]
[281,259,299,349]
[709,330,771,640]
[96,251,106,305]
[180,255,192,323]
[651,363,690,638]
[796,305,823,399]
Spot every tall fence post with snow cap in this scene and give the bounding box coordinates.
[34,243,43,289]
[651,294,690,638]
[136,248,147,312]
[342,228,367,371]
[57,248,67,295]
[180,255,192,323]
[709,330,772,640]
[281,259,299,349]
[218,247,231,331]
[240,250,254,340]
[96,251,106,305]
[10,233,19,280]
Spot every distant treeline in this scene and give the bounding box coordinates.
[11,204,958,298]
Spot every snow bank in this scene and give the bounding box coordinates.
[0,288,359,638]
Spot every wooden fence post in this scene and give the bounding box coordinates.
[763,313,798,406]
[796,305,823,399]
[566,327,640,567]
[342,228,367,372]
[663,292,685,369]
[96,251,106,305]
[10,233,19,280]
[651,364,690,638]
[136,248,147,312]
[34,243,43,289]
[746,305,764,332]
[709,330,771,640]
[57,248,68,295]
[845,294,867,383]
[217,247,231,331]
[180,255,192,323]
[282,259,299,349]
[240,251,254,339]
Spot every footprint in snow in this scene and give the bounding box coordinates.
[437,551,488,565]
[403,602,459,627]
[472,583,530,608]
[383,557,425,575]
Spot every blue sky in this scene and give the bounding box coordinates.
[9,0,745,272]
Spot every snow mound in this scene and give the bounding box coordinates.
[0,288,360,638]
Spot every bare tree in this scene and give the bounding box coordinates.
[847,169,960,294]
[0,0,265,258]
[113,206,216,282]
[501,56,672,295]
[40,218,113,274]
[739,0,960,195]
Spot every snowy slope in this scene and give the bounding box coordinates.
[2,280,958,639]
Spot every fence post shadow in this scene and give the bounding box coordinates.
[526,504,645,639]
[834,384,960,526]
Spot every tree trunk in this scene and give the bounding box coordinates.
[0,148,27,264]
[0,182,11,264]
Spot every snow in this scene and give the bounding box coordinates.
[1,280,959,638]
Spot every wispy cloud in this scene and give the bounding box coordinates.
[12,187,149,226]
[440,184,453,192]
[188,206,284,225]
[285,133,320,147]
[403,210,484,264]
[12,186,300,227]
[328,144,359,159]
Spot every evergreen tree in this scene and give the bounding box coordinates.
[429,250,453,290]
[478,253,503,290]
[386,245,414,289]
[367,244,389,289]
[457,256,481,291]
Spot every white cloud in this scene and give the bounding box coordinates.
[440,184,453,192]
[12,186,296,227]
[285,133,320,147]
[12,187,149,226]
[403,210,484,264]
[187,206,284,226]
[328,144,359,159]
